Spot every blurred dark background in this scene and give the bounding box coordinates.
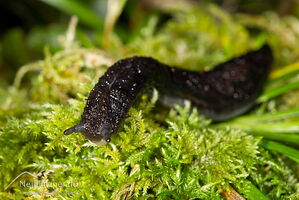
[1,0,299,85]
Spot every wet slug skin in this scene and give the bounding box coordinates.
[64,45,273,145]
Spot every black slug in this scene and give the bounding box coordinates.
[64,45,272,145]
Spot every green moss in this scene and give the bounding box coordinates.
[125,5,250,71]
[0,94,297,199]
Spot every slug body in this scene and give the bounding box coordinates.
[64,45,272,145]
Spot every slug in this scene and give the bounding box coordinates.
[64,45,272,145]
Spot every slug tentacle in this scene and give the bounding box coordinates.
[64,45,273,145]
[63,124,85,135]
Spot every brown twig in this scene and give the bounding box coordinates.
[114,182,136,200]
[221,186,245,200]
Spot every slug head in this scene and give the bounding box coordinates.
[64,123,113,145]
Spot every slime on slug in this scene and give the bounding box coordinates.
[64,45,273,145]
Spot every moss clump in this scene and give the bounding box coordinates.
[126,5,250,71]
[0,94,297,199]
